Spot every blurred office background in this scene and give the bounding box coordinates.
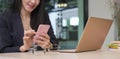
[47,0,88,49]
[0,0,116,49]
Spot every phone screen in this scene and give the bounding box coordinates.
[36,24,50,35]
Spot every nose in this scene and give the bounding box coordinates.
[31,0,35,4]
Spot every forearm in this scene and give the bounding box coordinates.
[1,46,20,53]
[1,45,30,53]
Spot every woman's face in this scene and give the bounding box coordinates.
[22,0,40,13]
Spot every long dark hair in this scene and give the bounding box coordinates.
[11,0,46,31]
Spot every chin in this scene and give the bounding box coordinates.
[26,8,34,12]
[25,6,36,13]
[26,9,34,13]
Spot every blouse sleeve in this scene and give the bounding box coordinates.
[0,14,20,53]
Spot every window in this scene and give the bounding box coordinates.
[70,17,79,26]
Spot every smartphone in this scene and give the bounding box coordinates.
[36,24,50,35]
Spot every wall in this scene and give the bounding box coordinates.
[77,0,84,40]
[89,0,115,48]
[62,8,78,19]
[49,12,59,35]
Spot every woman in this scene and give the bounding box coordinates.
[0,0,58,53]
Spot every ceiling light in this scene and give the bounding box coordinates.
[57,0,67,8]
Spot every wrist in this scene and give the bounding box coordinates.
[49,43,53,49]
[19,45,29,52]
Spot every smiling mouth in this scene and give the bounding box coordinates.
[28,5,34,9]
[27,3,35,9]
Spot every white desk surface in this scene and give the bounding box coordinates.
[0,49,120,59]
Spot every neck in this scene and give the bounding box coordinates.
[20,8,32,30]
[20,8,31,20]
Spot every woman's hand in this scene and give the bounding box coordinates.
[34,33,51,49]
[20,30,35,52]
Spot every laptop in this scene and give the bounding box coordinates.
[56,17,113,53]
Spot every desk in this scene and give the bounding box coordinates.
[0,49,120,59]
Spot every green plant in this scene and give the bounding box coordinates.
[108,0,120,40]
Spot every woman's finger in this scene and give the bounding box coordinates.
[37,33,50,42]
[40,33,50,39]
[23,36,30,40]
[34,35,44,41]
[34,39,44,47]
[24,30,35,37]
